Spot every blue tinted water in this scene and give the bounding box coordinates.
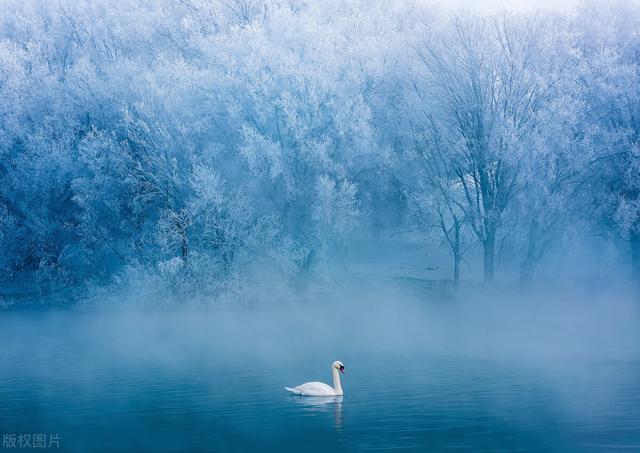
[0,308,638,452]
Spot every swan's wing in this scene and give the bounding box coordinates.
[284,382,336,396]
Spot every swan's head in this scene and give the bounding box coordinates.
[332,361,345,374]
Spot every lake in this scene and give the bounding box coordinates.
[0,296,639,452]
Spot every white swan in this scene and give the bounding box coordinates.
[285,361,345,396]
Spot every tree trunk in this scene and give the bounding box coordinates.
[178,219,189,278]
[453,253,461,288]
[520,220,538,286]
[180,237,189,260]
[452,217,461,288]
[520,257,534,286]
[483,230,495,283]
[630,231,640,282]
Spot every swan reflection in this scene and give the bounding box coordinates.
[292,395,343,429]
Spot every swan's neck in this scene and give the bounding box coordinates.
[332,367,343,395]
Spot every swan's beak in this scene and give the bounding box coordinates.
[339,367,345,374]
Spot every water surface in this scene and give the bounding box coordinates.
[1,301,639,452]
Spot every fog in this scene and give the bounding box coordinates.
[4,277,638,374]
[2,268,639,449]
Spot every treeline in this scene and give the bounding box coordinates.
[0,0,639,301]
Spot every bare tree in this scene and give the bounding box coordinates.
[413,14,548,283]
[409,115,470,287]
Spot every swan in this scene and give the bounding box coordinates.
[285,361,345,396]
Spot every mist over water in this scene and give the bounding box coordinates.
[2,278,639,451]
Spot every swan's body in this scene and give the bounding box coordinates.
[285,381,339,396]
[285,361,345,396]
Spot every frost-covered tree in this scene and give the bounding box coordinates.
[410,13,555,283]
[2,0,640,302]
[573,1,640,280]
[406,116,471,287]
[198,1,379,272]
[506,13,585,284]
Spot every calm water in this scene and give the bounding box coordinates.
[0,305,639,452]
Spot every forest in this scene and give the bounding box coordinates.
[1,0,639,305]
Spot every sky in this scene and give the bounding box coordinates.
[440,0,583,12]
